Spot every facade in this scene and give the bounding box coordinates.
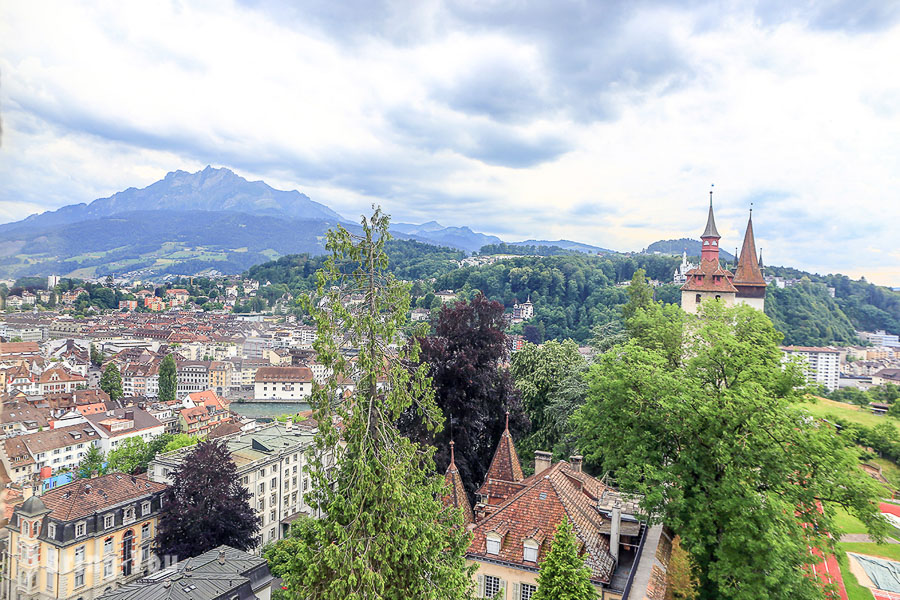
[37,368,87,396]
[782,346,841,390]
[4,474,167,600]
[2,424,101,479]
[175,361,210,396]
[512,298,534,321]
[149,422,320,551]
[858,330,900,348]
[97,545,275,600]
[252,367,313,401]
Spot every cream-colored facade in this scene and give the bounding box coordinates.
[680,290,736,315]
[469,558,617,599]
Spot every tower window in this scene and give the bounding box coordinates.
[715,295,721,300]
[696,294,701,304]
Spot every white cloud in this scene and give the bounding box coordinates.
[1,1,899,284]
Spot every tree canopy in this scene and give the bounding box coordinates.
[531,518,596,600]
[99,362,123,402]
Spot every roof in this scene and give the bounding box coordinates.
[98,545,271,600]
[679,259,738,293]
[468,460,623,584]
[443,442,475,526]
[19,473,166,522]
[781,346,840,354]
[18,495,51,517]
[733,213,766,287]
[476,415,525,501]
[38,367,87,385]
[14,423,100,455]
[701,196,720,238]
[254,366,313,383]
[874,368,900,381]
[0,342,41,355]
[85,407,164,437]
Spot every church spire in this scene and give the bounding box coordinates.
[700,188,722,263]
[702,189,720,238]
[734,208,765,286]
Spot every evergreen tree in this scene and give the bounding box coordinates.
[155,440,259,560]
[158,353,177,402]
[400,292,529,498]
[76,445,107,478]
[99,362,123,401]
[89,343,104,367]
[532,519,595,600]
[279,207,474,599]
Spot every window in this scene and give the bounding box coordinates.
[142,546,150,562]
[46,572,54,592]
[484,575,502,598]
[48,522,56,538]
[141,501,151,516]
[521,583,537,600]
[270,509,276,523]
[124,508,135,523]
[104,514,114,529]
[75,522,86,537]
[258,482,265,494]
[695,294,701,303]
[104,559,113,578]
[142,523,150,538]
[75,545,85,564]
[486,534,501,555]
[272,465,278,474]
[271,477,277,489]
[303,478,309,491]
[523,540,539,562]
[74,569,85,588]
[104,537,114,555]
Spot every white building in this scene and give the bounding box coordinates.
[858,330,900,348]
[253,366,313,401]
[2,424,100,478]
[781,346,841,391]
[84,407,165,453]
[673,251,696,285]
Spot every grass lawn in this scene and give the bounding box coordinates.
[872,458,900,491]
[802,396,896,429]
[835,508,870,535]
[835,549,875,600]
[839,542,900,562]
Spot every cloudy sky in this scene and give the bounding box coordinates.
[2,1,899,284]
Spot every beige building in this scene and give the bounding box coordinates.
[4,474,167,600]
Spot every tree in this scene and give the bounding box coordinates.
[279,207,474,599]
[76,445,107,478]
[89,343,104,367]
[532,519,595,600]
[158,353,177,402]
[99,362,123,401]
[107,437,149,474]
[666,536,699,600]
[510,339,586,462]
[155,440,259,560]
[575,301,888,600]
[400,292,529,499]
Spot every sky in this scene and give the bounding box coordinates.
[2,0,900,285]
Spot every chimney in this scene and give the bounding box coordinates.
[23,485,34,501]
[569,455,583,473]
[218,549,226,564]
[534,451,552,475]
[610,499,622,563]
[124,409,134,420]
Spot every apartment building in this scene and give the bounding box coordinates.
[781,346,841,390]
[253,367,313,401]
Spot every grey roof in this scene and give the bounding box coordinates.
[702,196,720,238]
[18,495,51,517]
[98,545,271,600]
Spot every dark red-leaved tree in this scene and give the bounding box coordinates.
[155,440,259,560]
[401,292,529,501]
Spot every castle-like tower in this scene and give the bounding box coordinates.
[680,192,738,314]
[732,210,767,311]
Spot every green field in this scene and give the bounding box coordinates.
[802,396,895,429]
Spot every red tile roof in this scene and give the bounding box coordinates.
[680,259,738,293]
[476,415,525,503]
[443,442,475,527]
[38,473,167,521]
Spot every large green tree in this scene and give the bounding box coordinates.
[276,208,473,599]
[99,362,123,401]
[532,519,595,600]
[575,300,887,600]
[158,353,177,402]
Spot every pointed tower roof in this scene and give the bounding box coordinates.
[443,441,475,526]
[476,412,525,503]
[702,190,720,238]
[733,210,766,286]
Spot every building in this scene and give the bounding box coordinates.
[5,474,167,600]
[253,367,313,401]
[872,368,900,386]
[460,417,670,599]
[149,422,320,550]
[84,408,165,453]
[782,346,841,390]
[858,330,900,348]
[176,361,210,396]
[97,545,275,600]
[732,210,767,311]
[680,193,738,314]
[672,251,696,285]
[38,367,88,395]
[2,424,101,480]
[512,297,534,322]
[118,300,137,311]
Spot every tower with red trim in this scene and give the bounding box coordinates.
[733,208,767,311]
[680,190,738,314]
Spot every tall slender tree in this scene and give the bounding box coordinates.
[532,519,595,600]
[99,362,123,402]
[279,207,474,599]
[158,353,177,402]
[155,440,259,560]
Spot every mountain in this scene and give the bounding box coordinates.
[508,239,613,254]
[390,222,501,253]
[0,166,343,235]
[643,238,735,262]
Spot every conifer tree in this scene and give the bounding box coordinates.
[76,445,107,478]
[279,207,474,599]
[158,353,177,402]
[532,519,595,600]
[99,362,123,401]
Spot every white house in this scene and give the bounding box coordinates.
[253,366,313,401]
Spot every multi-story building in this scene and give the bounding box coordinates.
[4,474,167,600]
[253,367,313,401]
[1,424,100,479]
[226,357,271,391]
[858,330,900,348]
[149,422,320,550]
[175,361,210,396]
[84,408,165,453]
[208,361,233,395]
[37,368,87,396]
[781,346,841,390]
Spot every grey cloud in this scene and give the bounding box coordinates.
[753,0,900,33]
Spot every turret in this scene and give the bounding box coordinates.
[700,190,721,263]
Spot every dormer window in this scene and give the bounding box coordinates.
[104,514,114,529]
[523,539,539,562]
[75,521,86,537]
[141,501,151,516]
[486,533,502,555]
